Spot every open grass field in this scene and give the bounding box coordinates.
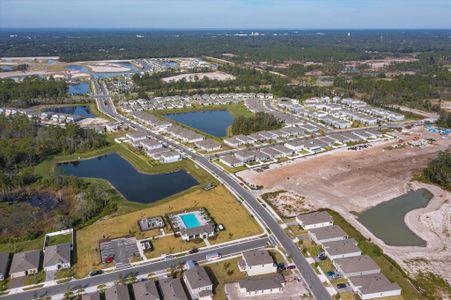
[73,185,262,277]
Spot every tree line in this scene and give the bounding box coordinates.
[422,151,451,191]
[0,76,68,108]
[231,112,283,135]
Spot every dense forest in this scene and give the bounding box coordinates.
[0,115,108,187]
[0,76,68,107]
[1,30,450,62]
[231,112,283,135]
[421,151,451,191]
[437,111,451,129]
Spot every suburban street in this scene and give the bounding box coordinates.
[93,80,332,300]
[1,238,270,300]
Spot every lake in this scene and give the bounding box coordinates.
[165,110,234,137]
[68,82,90,95]
[358,188,433,246]
[57,153,198,204]
[46,105,95,118]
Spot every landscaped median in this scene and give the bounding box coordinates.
[73,185,263,278]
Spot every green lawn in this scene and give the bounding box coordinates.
[46,234,72,246]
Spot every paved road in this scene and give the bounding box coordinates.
[94,81,332,300]
[2,238,269,300]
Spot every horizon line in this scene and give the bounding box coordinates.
[1,27,450,31]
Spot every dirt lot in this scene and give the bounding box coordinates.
[238,126,451,283]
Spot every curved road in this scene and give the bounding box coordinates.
[94,81,331,300]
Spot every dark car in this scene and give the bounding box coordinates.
[287,265,296,270]
[277,263,286,270]
[318,255,327,261]
[326,271,335,277]
[336,283,347,289]
[89,270,104,277]
[189,248,199,254]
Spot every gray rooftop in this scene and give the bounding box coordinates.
[322,239,361,256]
[159,277,188,300]
[181,223,215,237]
[238,273,285,292]
[0,252,10,278]
[309,225,347,241]
[334,255,380,275]
[297,211,333,226]
[81,292,101,300]
[105,284,130,300]
[349,274,401,295]
[184,266,213,290]
[133,280,160,300]
[10,250,40,274]
[43,243,71,268]
[242,250,274,267]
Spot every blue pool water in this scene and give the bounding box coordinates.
[165,110,234,137]
[181,213,201,229]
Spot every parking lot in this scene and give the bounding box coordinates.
[99,237,140,266]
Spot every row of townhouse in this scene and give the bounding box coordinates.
[223,125,313,148]
[0,243,72,280]
[164,124,205,143]
[120,92,272,113]
[125,131,182,163]
[296,211,401,299]
[0,107,82,124]
[81,264,214,300]
[130,111,172,130]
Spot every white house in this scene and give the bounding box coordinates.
[9,250,40,278]
[238,274,285,297]
[334,255,381,277]
[238,250,276,276]
[348,274,401,299]
[183,266,213,300]
[126,131,147,143]
[43,243,72,272]
[322,239,362,260]
[308,225,348,244]
[296,211,333,230]
[161,151,181,163]
[140,139,163,152]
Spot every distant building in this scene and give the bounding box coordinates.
[238,273,285,297]
[183,266,213,300]
[238,250,276,276]
[9,250,41,278]
[296,211,333,230]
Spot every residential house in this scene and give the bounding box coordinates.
[238,274,285,297]
[126,131,147,144]
[159,277,189,300]
[322,239,362,260]
[0,252,10,280]
[43,243,72,272]
[81,292,101,300]
[296,211,333,230]
[308,225,348,244]
[180,224,215,241]
[348,274,401,299]
[9,250,41,278]
[140,139,163,152]
[132,280,160,300]
[183,266,213,300]
[195,140,221,152]
[238,250,276,276]
[334,255,381,277]
[161,151,182,163]
[219,155,244,168]
[105,284,130,300]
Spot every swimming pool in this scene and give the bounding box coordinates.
[180,213,201,229]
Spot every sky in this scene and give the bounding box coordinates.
[0,0,450,29]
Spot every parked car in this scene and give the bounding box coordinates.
[89,270,104,277]
[318,255,327,261]
[287,265,296,270]
[326,271,335,277]
[104,256,114,263]
[336,283,347,289]
[189,248,199,254]
[277,263,286,271]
